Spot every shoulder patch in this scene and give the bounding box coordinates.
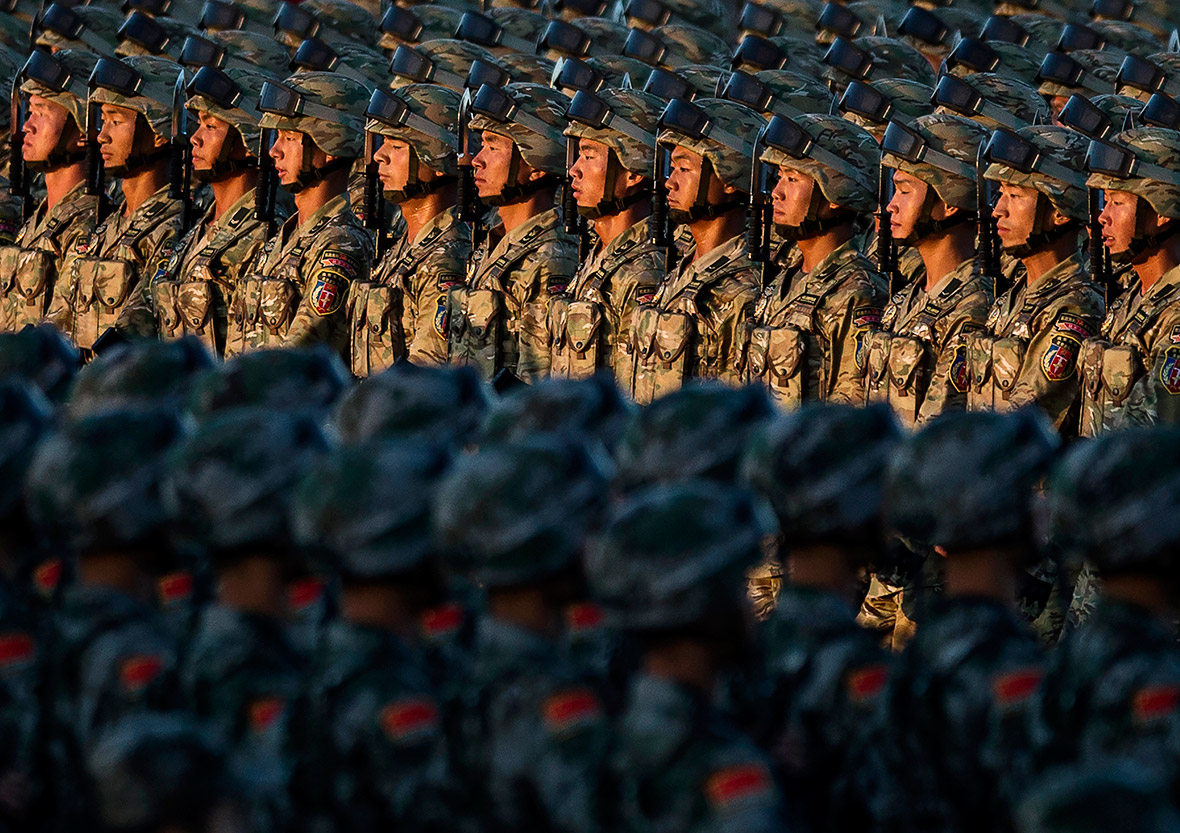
[288,578,325,612]
[1041,334,1081,382]
[33,558,62,598]
[705,763,774,810]
[846,664,889,703]
[949,343,968,393]
[1054,313,1093,339]
[321,249,360,279]
[1133,685,1180,723]
[157,572,194,607]
[991,668,1042,706]
[421,603,465,640]
[0,633,35,668]
[249,697,286,732]
[434,292,449,337]
[542,688,602,734]
[121,655,165,692]
[380,697,441,742]
[564,602,605,634]
[310,270,348,317]
[853,305,882,329]
[1160,346,1180,395]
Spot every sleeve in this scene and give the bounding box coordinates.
[717,272,761,387]
[821,272,886,404]
[509,238,577,382]
[916,301,990,424]
[284,229,371,350]
[608,250,663,390]
[114,218,185,339]
[1008,302,1102,430]
[404,239,468,366]
[1122,309,1180,428]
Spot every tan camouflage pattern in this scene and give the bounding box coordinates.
[89,56,184,141]
[748,69,834,118]
[631,233,760,402]
[116,15,197,60]
[447,206,578,382]
[934,72,1050,130]
[1086,127,1180,221]
[34,5,121,52]
[498,53,557,85]
[258,71,369,160]
[226,192,374,359]
[1088,19,1163,57]
[745,237,888,408]
[349,204,471,374]
[627,0,732,39]
[883,113,990,211]
[657,98,766,191]
[969,251,1103,435]
[564,89,663,176]
[545,18,630,60]
[278,0,380,48]
[759,114,880,214]
[468,83,572,176]
[1037,49,1121,99]
[389,40,496,92]
[378,6,465,52]
[549,217,664,396]
[823,37,937,89]
[186,66,273,155]
[206,30,291,76]
[20,50,99,133]
[984,125,1090,221]
[900,6,985,58]
[647,24,731,68]
[367,83,461,176]
[840,78,934,136]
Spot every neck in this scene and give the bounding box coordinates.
[591,197,651,249]
[644,639,716,693]
[797,222,854,273]
[120,161,170,217]
[44,161,86,212]
[400,182,458,243]
[1133,231,1180,294]
[918,224,976,292]
[217,555,285,619]
[294,169,348,228]
[942,547,1017,602]
[1022,232,1078,286]
[688,205,744,261]
[341,582,419,639]
[210,169,258,223]
[498,185,557,236]
[787,543,858,600]
[1103,574,1175,620]
[78,551,144,599]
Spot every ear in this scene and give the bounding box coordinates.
[720,181,740,196]
[621,169,646,189]
[1049,207,1073,228]
[152,132,169,149]
[940,202,960,220]
[526,167,549,182]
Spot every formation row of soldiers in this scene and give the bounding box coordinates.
[0,329,1178,833]
[3,0,1180,436]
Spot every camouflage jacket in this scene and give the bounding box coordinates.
[0,165,23,247]
[869,256,992,428]
[610,673,787,833]
[1079,263,1180,435]
[349,205,470,376]
[746,238,887,409]
[447,207,578,383]
[549,217,664,398]
[969,251,1104,436]
[227,192,374,360]
[122,187,281,358]
[2,182,96,333]
[47,186,184,350]
[453,616,609,833]
[631,233,760,405]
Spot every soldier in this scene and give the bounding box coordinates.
[479,374,634,455]
[235,71,374,358]
[185,346,350,422]
[2,50,99,333]
[553,89,665,395]
[744,114,888,408]
[932,72,1050,132]
[432,440,612,833]
[0,323,80,406]
[1079,127,1180,432]
[740,403,900,833]
[351,83,470,375]
[586,481,787,833]
[873,410,1056,833]
[869,114,993,426]
[967,126,1105,435]
[47,55,187,354]
[629,98,763,403]
[123,65,284,357]
[25,408,186,829]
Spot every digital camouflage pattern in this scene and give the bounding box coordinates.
[883,113,990,210]
[823,36,936,89]
[985,125,1090,221]
[643,24,732,68]
[115,15,199,60]
[34,5,121,52]
[469,82,572,175]
[760,115,880,214]
[279,0,380,48]
[1086,19,1163,56]
[1037,49,1121,99]
[259,71,369,160]
[565,88,662,175]
[947,39,1041,85]
[66,337,214,418]
[205,29,291,76]
[839,78,934,136]
[499,52,559,84]
[1086,127,1180,220]
[19,49,98,136]
[744,69,834,119]
[626,0,732,39]
[936,72,1050,131]
[379,6,465,52]
[658,97,765,191]
[89,55,184,142]
[186,66,273,155]
[389,41,497,92]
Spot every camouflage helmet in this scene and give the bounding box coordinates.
[367,83,460,176]
[334,362,490,446]
[293,39,390,88]
[741,403,902,546]
[540,17,631,61]
[378,5,465,51]
[985,124,1090,221]
[259,71,369,159]
[1016,764,1180,833]
[432,439,609,587]
[814,0,903,47]
[822,36,937,90]
[479,374,635,452]
[389,40,496,92]
[1004,12,1066,46]
[564,88,663,175]
[1088,92,1151,127]
[1040,426,1180,574]
[199,0,276,30]
[585,480,771,630]
[625,0,731,39]
[884,409,1060,551]
[625,24,731,69]
[934,71,1050,131]
[0,325,80,404]
[450,8,546,56]
[186,65,274,153]
[90,55,184,141]
[186,347,351,421]
[205,29,291,75]
[883,113,991,210]
[1080,19,1163,56]
[1086,127,1180,220]
[585,55,655,89]
[657,97,767,190]
[0,14,32,53]
[469,82,572,175]
[275,0,380,49]
[1116,51,1180,103]
[738,0,824,39]
[839,78,934,134]
[67,338,214,419]
[615,383,774,491]
[498,53,557,85]
[89,715,237,833]
[0,381,53,526]
[945,38,1042,86]
[1037,49,1121,99]
[291,440,451,580]
[21,49,100,133]
[116,12,198,60]
[163,409,330,560]
[26,408,188,557]
[898,5,986,58]
[643,63,728,100]
[35,4,121,53]
[723,69,834,119]
[760,114,880,213]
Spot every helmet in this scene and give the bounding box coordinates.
[1076,19,1162,56]
[35,4,121,53]
[585,480,771,630]
[0,325,80,404]
[469,82,572,176]
[205,29,291,75]
[1086,127,1180,220]
[258,71,369,159]
[883,113,990,210]
[1115,51,1180,103]
[742,403,902,545]
[839,78,934,134]
[1040,426,1180,575]
[1037,49,1121,99]
[389,40,496,91]
[815,0,902,47]
[68,338,214,419]
[368,83,460,177]
[625,0,731,39]
[738,0,824,39]
[884,409,1060,550]
[985,124,1090,222]
[21,49,100,135]
[615,383,774,491]
[291,440,451,580]
[658,96,767,191]
[822,36,936,91]
[186,347,351,421]
[274,0,380,49]
[898,5,985,58]
[479,374,634,452]
[334,362,489,446]
[378,6,465,51]
[585,55,655,88]
[565,87,663,176]
[631,24,731,68]
[432,439,609,587]
[186,65,273,160]
[1016,764,1180,833]
[498,53,557,84]
[0,380,53,526]
[293,38,390,87]
[540,17,631,61]
[723,69,834,119]
[643,63,728,100]
[26,408,188,557]
[945,38,1042,85]
[163,409,331,560]
[116,12,198,60]
[90,55,184,142]
[934,72,1050,130]
[760,114,880,213]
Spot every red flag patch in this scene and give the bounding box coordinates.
[846,664,889,703]
[380,697,440,742]
[157,572,194,606]
[0,633,35,667]
[706,763,773,809]
[542,688,602,733]
[121,655,164,692]
[421,603,464,639]
[288,577,325,612]
[565,602,605,633]
[992,668,1042,705]
[1133,686,1180,723]
[249,697,286,732]
[33,559,62,597]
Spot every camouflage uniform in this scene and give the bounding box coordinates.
[234,72,374,360]
[353,84,470,375]
[1081,128,1180,433]
[968,126,1105,435]
[448,83,578,382]
[821,36,937,94]
[555,90,665,395]
[933,72,1050,130]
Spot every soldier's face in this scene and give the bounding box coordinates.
[190,112,238,172]
[372,136,441,195]
[270,128,327,185]
[666,146,732,212]
[887,169,930,241]
[994,182,1041,248]
[98,103,164,170]
[570,137,611,208]
[1099,188,1140,254]
[771,165,820,226]
[23,95,78,162]
[473,130,531,198]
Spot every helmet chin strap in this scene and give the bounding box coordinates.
[192,129,256,184]
[1002,194,1081,258]
[897,188,973,244]
[282,133,353,194]
[104,116,170,179]
[668,158,744,224]
[382,146,457,203]
[24,116,88,174]
[1111,199,1180,265]
[481,144,558,207]
[578,150,651,220]
[776,181,856,242]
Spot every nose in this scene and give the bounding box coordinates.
[1098,202,1113,229]
[269,138,282,161]
[570,156,583,181]
[472,146,488,170]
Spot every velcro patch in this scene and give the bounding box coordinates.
[321,250,360,279]
[288,577,325,612]
[310,271,348,316]
[846,664,889,703]
[1054,314,1092,339]
[992,668,1042,706]
[33,559,62,598]
[705,764,773,810]
[542,688,602,733]
[1041,334,1080,382]
[249,697,286,732]
[157,572,194,606]
[421,603,464,639]
[565,602,605,633]
[1170,324,1180,344]
[855,330,870,371]
[950,343,968,393]
[121,655,164,692]
[380,697,440,742]
[1133,685,1180,723]
[434,292,448,337]
[0,633,35,668]
[1160,346,1180,395]
[854,306,882,328]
